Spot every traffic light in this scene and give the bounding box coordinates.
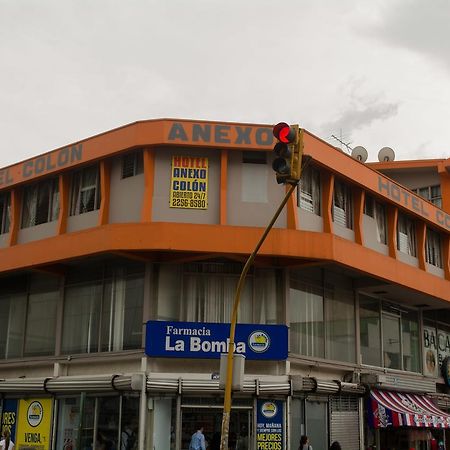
[272,122,304,185]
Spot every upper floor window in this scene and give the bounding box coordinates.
[289,270,356,363]
[62,262,144,354]
[426,227,443,268]
[298,165,321,215]
[364,195,387,244]
[242,151,268,203]
[21,178,59,228]
[156,262,282,325]
[70,165,101,215]
[359,295,420,373]
[397,213,417,256]
[121,151,144,179]
[0,274,59,359]
[412,185,442,208]
[0,192,11,234]
[333,179,353,229]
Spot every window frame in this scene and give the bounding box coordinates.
[21,177,59,228]
[425,227,443,268]
[298,165,321,215]
[121,151,144,179]
[0,192,11,234]
[397,213,417,257]
[70,165,101,216]
[332,178,353,229]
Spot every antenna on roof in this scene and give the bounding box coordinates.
[330,134,352,153]
[351,146,368,162]
[378,147,395,162]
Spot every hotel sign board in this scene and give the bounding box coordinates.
[145,320,288,360]
[169,156,208,209]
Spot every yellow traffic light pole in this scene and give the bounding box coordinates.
[219,182,297,450]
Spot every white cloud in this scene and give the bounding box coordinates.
[0,0,448,166]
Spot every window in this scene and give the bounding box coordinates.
[412,185,442,208]
[0,274,59,359]
[70,165,101,215]
[62,263,144,354]
[242,152,268,203]
[325,285,355,363]
[298,165,321,215]
[290,270,356,363]
[122,151,144,178]
[156,263,282,325]
[290,282,324,358]
[364,195,387,244]
[359,295,381,366]
[21,178,59,228]
[359,296,420,372]
[242,151,267,164]
[56,395,139,450]
[0,192,11,234]
[333,179,353,228]
[397,213,417,256]
[374,201,388,244]
[426,227,443,268]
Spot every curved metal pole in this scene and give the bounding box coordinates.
[220,183,297,450]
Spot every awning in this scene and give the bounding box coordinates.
[368,389,450,428]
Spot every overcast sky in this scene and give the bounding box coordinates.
[1,0,450,167]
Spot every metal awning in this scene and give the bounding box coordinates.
[368,389,450,428]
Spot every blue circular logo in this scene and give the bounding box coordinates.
[248,330,270,353]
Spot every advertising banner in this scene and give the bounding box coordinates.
[1,399,18,441]
[423,326,450,377]
[256,399,284,450]
[16,398,53,450]
[169,156,208,209]
[145,321,288,360]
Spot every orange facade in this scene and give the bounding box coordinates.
[0,118,449,304]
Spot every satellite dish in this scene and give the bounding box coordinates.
[351,146,368,162]
[378,147,395,162]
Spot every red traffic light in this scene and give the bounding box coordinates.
[273,122,296,144]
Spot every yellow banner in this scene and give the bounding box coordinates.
[169,156,208,209]
[16,399,53,450]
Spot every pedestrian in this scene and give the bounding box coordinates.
[0,430,14,450]
[329,442,341,450]
[189,426,206,450]
[299,435,312,450]
[121,420,137,450]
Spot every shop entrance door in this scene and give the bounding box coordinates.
[181,406,252,450]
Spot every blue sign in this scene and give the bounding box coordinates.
[256,399,284,449]
[145,321,288,360]
[1,399,17,440]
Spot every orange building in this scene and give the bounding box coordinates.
[0,118,450,450]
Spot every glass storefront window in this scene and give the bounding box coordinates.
[56,395,139,450]
[359,295,381,366]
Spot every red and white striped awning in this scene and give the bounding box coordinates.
[368,389,450,428]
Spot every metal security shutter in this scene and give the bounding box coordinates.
[330,396,360,450]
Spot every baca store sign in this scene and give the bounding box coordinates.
[145,321,288,360]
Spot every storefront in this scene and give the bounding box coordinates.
[0,376,141,450]
[366,389,450,450]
